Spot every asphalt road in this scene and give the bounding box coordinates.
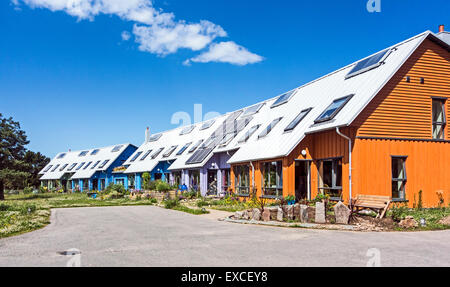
[0,206,449,267]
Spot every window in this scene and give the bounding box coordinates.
[218,134,234,147]
[79,151,89,157]
[57,153,66,159]
[234,165,250,195]
[130,151,143,162]
[76,162,85,170]
[111,145,123,152]
[284,108,312,132]
[149,134,162,142]
[43,165,53,172]
[91,149,100,155]
[51,164,60,172]
[151,148,164,159]
[98,160,110,169]
[271,90,296,108]
[91,161,100,169]
[177,143,192,156]
[318,158,342,199]
[392,157,407,201]
[83,162,92,170]
[60,164,68,171]
[261,161,283,198]
[258,117,283,139]
[241,103,264,117]
[200,120,215,130]
[140,150,152,161]
[163,146,178,158]
[180,125,195,135]
[432,99,446,140]
[67,163,77,171]
[116,179,125,186]
[238,125,261,143]
[346,49,391,79]
[189,140,203,153]
[315,95,353,123]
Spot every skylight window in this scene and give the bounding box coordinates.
[177,143,192,156]
[130,151,143,162]
[84,162,92,170]
[91,149,100,155]
[98,160,110,169]
[140,150,152,161]
[149,134,162,142]
[200,120,215,130]
[314,95,353,124]
[189,140,203,153]
[111,145,123,152]
[346,49,392,79]
[79,151,89,157]
[284,108,312,132]
[271,90,296,108]
[258,118,283,139]
[43,165,53,172]
[51,164,60,172]
[60,164,68,171]
[67,163,77,171]
[151,148,164,159]
[241,103,265,117]
[76,162,85,170]
[238,125,261,143]
[180,125,195,135]
[57,153,66,159]
[91,161,101,169]
[218,134,234,147]
[163,146,178,158]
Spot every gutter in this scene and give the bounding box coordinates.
[336,127,352,206]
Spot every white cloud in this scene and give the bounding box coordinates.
[186,41,263,66]
[133,21,226,56]
[121,31,131,41]
[14,0,264,65]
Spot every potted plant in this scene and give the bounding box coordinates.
[285,195,296,205]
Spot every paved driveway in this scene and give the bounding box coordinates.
[0,206,449,267]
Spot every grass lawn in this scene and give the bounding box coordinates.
[0,193,156,238]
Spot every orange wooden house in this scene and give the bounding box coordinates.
[228,28,449,208]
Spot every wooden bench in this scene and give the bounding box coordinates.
[351,195,392,219]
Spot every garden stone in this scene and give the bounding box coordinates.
[306,206,315,223]
[334,201,351,224]
[242,210,250,220]
[269,207,278,220]
[438,215,450,226]
[399,216,418,229]
[299,205,308,223]
[252,209,261,221]
[234,211,244,220]
[315,202,326,224]
[293,204,300,220]
[277,207,284,222]
[286,205,294,220]
[262,209,271,222]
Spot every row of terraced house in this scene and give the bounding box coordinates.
[39,28,450,208]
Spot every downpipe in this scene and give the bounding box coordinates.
[336,127,352,206]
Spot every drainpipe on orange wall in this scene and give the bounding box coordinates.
[336,127,352,206]
[250,161,255,194]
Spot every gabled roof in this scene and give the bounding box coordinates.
[40,143,134,180]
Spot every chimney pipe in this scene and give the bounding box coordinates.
[439,25,445,33]
[145,127,151,143]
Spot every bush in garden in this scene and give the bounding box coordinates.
[142,172,151,190]
[164,199,179,209]
[156,181,171,192]
[23,187,33,194]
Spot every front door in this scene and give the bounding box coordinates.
[295,161,310,201]
[207,170,218,195]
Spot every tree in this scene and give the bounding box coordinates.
[23,151,50,188]
[0,113,30,200]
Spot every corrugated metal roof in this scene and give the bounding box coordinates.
[39,143,133,180]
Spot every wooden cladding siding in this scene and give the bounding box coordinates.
[353,138,449,207]
[354,39,450,139]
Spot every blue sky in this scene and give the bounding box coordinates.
[1,0,449,158]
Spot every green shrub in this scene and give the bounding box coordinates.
[23,187,34,194]
[164,199,179,209]
[105,184,126,195]
[156,181,171,192]
[142,172,151,190]
[148,180,158,191]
